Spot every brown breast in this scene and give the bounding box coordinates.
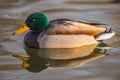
[24,31,40,48]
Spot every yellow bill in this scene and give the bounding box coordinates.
[13,24,30,35]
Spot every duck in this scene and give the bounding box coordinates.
[13,12,115,48]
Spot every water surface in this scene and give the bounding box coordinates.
[0,0,120,80]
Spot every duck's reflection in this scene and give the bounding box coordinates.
[12,42,108,73]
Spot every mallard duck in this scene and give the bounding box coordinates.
[13,12,115,48]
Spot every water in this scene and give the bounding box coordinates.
[0,0,120,80]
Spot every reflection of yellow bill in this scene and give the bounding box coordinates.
[12,55,30,68]
[13,24,30,35]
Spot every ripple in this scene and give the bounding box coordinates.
[1,42,25,53]
[106,58,120,63]
[65,1,110,5]
[105,11,120,15]
[0,18,23,25]
[66,70,93,76]
[41,8,80,13]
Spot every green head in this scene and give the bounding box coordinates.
[13,13,49,35]
[26,12,49,32]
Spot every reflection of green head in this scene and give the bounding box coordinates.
[25,64,48,73]
[25,57,48,73]
[12,55,48,73]
[25,12,49,32]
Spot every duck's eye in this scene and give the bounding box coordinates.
[30,18,36,22]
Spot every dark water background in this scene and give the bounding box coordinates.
[0,0,120,80]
